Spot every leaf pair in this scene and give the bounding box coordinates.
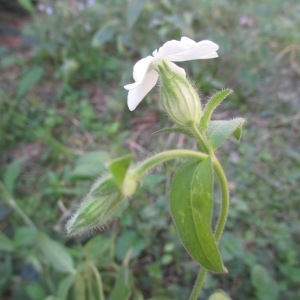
[170,157,226,273]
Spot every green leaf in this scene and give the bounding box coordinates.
[57,274,76,300]
[152,127,194,137]
[220,233,244,262]
[126,0,146,27]
[206,118,245,149]
[0,55,18,68]
[116,230,146,261]
[4,157,26,195]
[37,130,72,157]
[251,265,279,300]
[38,233,75,274]
[18,0,35,14]
[25,282,46,300]
[92,21,118,47]
[17,67,44,98]
[71,151,110,180]
[200,89,233,131]
[0,232,14,252]
[170,158,226,273]
[74,273,86,300]
[108,155,132,189]
[109,265,133,300]
[208,289,232,300]
[84,236,111,264]
[14,226,37,247]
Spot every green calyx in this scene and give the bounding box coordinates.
[66,176,124,236]
[157,60,202,128]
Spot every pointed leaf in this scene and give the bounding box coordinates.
[4,157,26,195]
[17,67,43,98]
[70,151,109,180]
[0,232,14,252]
[116,230,146,261]
[38,233,75,274]
[25,282,46,300]
[57,274,76,300]
[200,89,233,131]
[206,118,245,149]
[251,265,279,300]
[170,158,226,273]
[13,226,37,247]
[109,265,133,300]
[107,155,132,189]
[18,0,35,14]
[152,127,194,137]
[92,21,118,47]
[126,0,146,27]
[220,233,244,262]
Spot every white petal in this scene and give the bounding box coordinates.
[132,56,155,82]
[124,82,139,90]
[154,40,189,58]
[127,69,159,111]
[169,40,219,62]
[180,36,197,47]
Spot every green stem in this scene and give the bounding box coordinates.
[133,149,208,177]
[89,261,105,300]
[0,181,36,228]
[189,268,208,300]
[212,155,229,242]
[192,123,211,154]
[188,128,230,300]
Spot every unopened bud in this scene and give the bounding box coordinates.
[158,60,202,127]
[66,176,123,236]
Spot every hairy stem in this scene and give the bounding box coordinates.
[192,123,212,154]
[133,149,208,177]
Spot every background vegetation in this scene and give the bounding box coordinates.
[1,0,299,299]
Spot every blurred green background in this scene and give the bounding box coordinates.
[0,0,299,299]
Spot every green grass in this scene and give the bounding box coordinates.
[0,0,299,299]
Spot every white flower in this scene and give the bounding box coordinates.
[124,37,219,111]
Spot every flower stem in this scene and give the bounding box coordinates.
[188,128,230,300]
[192,123,211,154]
[133,149,208,177]
[189,268,207,300]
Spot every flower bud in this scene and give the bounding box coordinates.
[158,60,202,127]
[66,176,124,236]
